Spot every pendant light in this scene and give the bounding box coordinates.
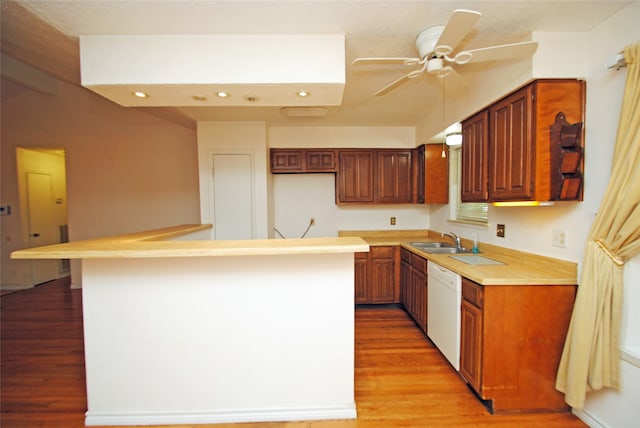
[441,77,447,158]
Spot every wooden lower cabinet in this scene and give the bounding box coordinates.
[460,278,577,413]
[355,246,398,304]
[400,248,427,333]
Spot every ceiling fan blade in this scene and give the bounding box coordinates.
[373,73,415,96]
[353,57,422,66]
[435,9,482,56]
[464,41,538,63]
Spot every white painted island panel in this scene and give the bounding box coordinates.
[82,253,356,426]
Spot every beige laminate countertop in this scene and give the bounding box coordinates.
[339,230,577,286]
[11,224,369,259]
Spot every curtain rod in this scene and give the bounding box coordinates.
[606,52,627,70]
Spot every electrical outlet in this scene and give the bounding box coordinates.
[390,216,396,226]
[496,224,505,238]
[552,229,568,248]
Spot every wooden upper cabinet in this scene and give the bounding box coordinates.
[270,149,336,173]
[489,84,534,201]
[305,150,336,172]
[336,151,375,203]
[336,149,415,204]
[461,110,489,202]
[377,150,413,203]
[271,150,303,172]
[274,146,441,205]
[460,79,585,203]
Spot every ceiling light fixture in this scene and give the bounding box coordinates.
[216,91,229,98]
[297,90,310,97]
[445,131,462,146]
[192,95,207,102]
[445,122,462,146]
[132,91,148,98]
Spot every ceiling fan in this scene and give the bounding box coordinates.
[353,9,538,96]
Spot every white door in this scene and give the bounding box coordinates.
[211,153,254,240]
[26,172,59,284]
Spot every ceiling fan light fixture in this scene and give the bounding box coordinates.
[427,57,444,74]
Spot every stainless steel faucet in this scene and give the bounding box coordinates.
[442,232,462,249]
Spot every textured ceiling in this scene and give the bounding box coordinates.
[11,0,633,129]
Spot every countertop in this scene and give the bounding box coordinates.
[339,230,577,286]
[11,224,369,259]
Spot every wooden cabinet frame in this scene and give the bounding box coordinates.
[459,278,577,413]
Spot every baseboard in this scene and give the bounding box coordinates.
[573,408,607,428]
[85,404,357,426]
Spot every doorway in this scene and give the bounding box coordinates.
[16,148,69,286]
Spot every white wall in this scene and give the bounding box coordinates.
[1,76,200,289]
[269,126,430,237]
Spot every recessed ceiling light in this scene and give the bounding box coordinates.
[192,95,207,101]
[244,95,258,102]
[297,90,310,97]
[216,91,229,98]
[132,91,148,98]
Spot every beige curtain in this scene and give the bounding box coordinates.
[556,41,640,410]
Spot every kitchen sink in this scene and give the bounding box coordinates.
[408,241,453,248]
[408,242,475,254]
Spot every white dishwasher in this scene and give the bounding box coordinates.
[427,261,462,371]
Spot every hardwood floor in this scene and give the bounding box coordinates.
[1,278,587,428]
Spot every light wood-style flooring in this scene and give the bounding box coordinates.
[1,278,587,427]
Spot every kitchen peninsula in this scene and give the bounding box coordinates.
[11,224,369,426]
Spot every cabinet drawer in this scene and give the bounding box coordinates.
[370,246,395,258]
[411,253,427,271]
[462,278,483,308]
[355,252,368,260]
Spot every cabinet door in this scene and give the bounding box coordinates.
[336,151,375,203]
[424,144,449,204]
[270,149,303,172]
[370,254,395,303]
[412,268,427,332]
[377,151,413,203]
[410,254,428,333]
[460,299,483,392]
[306,150,336,172]
[354,252,369,303]
[489,85,534,201]
[461,111,489,202]
[400,249,412,309]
